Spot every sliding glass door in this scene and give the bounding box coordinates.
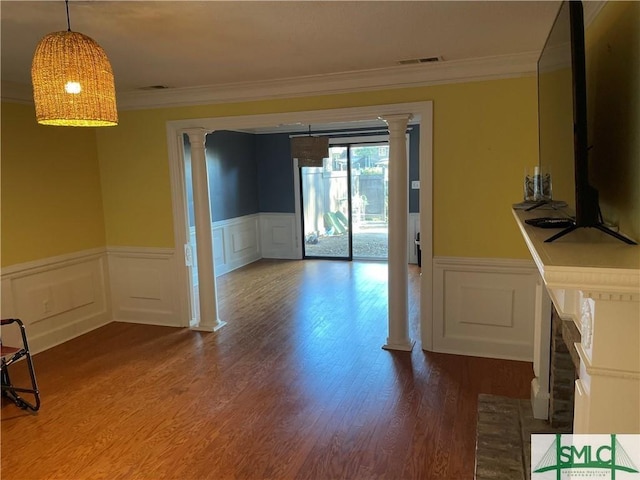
[350,143,389,259]
[300,142,389,260]
[301,147,351,259]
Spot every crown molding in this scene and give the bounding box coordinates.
[116,52,538,111]
[2,51,538,111]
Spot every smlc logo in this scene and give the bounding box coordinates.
[531,434,640,480]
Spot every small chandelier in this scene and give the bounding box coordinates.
[291,126,329,167]
[31,0,117,127]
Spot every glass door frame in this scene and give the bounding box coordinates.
[299,137,392,261]
[349,141,390,261]
[300,144,353,260]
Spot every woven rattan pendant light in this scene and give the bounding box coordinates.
[31,0,117,126]
[291,126,329,168]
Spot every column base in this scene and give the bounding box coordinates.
[530,378,549,420]
[382,339,415,352]
[191,319,227,332]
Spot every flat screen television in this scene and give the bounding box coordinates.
[536,0,635,244]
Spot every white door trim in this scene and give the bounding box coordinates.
[292,158,303,260]
[166,101,433,348]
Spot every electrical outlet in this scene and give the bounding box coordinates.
[411,180,420,189]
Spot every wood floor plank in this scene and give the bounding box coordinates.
[1,260,533,479]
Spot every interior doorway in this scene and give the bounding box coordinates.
[301,141,390,261]
[165,101,434,348]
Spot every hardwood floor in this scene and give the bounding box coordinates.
[1,260,533,480]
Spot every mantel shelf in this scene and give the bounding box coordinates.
[512,209,640,294]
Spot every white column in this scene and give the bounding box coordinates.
[185,129,226,332]
[381,114,415,352]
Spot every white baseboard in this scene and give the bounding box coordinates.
[0,248,111,354]
[432,256,538,361]
[107,246,183,327]
[259,213,299,259]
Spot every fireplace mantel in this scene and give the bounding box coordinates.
[513,209,640,433]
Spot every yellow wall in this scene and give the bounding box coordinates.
[1,102,106,266]
[586,1,640,241]
[3,5,637,268]
[429,79,538,258]
[97,77,539,259]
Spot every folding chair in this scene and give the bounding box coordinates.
[1,318,40,412]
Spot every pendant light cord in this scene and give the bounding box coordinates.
[65,0,71,31]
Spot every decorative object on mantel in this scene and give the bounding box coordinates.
[524,165,552,202]
[512,165,567,211]
[291,126,329,168]
[31,0,118,126]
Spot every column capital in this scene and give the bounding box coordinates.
[379,114,412,130]
[183,128,213,146]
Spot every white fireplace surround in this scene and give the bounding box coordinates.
[513,209,640,434]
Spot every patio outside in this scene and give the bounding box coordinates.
[304,221,388,259]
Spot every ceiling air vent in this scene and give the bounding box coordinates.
[138,85,172,91]
[398,56,442,65]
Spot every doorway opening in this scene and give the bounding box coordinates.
[166,101,433,348]
[301,141,390,260]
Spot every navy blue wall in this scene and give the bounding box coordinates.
[206,131,259,221]
[184,126,420,223]
[183,131,259,224]
[256,134,296,213]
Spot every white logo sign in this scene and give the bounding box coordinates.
[531,434,640,480]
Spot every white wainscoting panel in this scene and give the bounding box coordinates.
[0,248,111,354]
[216,214,261,275]
[212,227,226,269]
[432,256,538,361]
[260,213,298,259]
[188,214,262,279]
[408,212,420,265]
[107,247,183,327]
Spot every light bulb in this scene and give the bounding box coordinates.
[65,81,82,94]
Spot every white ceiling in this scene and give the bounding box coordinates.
[1,1,602,109]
